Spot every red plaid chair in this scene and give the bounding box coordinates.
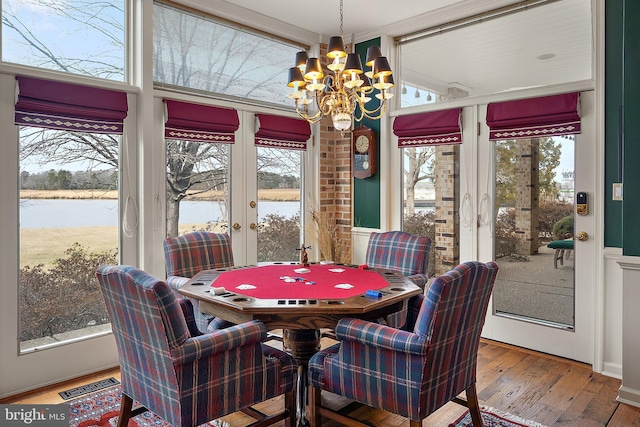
[97,264,296,427]
[163,231,234,332]
[308,261,499,427]
[366,230,432,328]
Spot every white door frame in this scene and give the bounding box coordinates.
[472,91,597,364]
[230,111,259,265]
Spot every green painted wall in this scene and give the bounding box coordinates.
[353,39,381,229]
[604,0,623,248]
[622,0,640,255]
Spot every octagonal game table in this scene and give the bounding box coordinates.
[178,262,422,427]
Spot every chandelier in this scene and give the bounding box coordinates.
[286,0,394,133]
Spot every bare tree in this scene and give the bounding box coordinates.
[403,147,435,214]
[9,0,294,237]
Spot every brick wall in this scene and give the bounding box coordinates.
[434,145,460,275]
[514,139,539,254]
[314,42,353,263]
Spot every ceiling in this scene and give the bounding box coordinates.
[222,0,465,37]
[218,0,593,101]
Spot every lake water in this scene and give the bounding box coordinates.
[19,199,300,229]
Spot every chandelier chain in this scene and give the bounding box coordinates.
[339,0,343,37]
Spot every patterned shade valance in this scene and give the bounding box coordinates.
[165,100,239,143]
[255,114,311,150]
[486,92,581,140]
[15,76,128,134]
[393,108,462,147]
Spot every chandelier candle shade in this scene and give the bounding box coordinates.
[287,0,394,133]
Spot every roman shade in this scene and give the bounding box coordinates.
[255,114,311,150]
[15,76,128,134]
[165,100,239,143]
[486,92,581,140]
[393,108,462,147]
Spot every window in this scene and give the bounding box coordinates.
[153,2,302,107]
[166,140,231,237]
[395,109,462,277]
[164,100,238,238]
[256,147,302,262]
[2,0,126,81]
[396,0,591,108]
[16,77,127,352]
[19,128,121,351]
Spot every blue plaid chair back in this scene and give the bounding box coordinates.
[308,261,498,423]
[413,261,499,413]
[97,264,296,427]
[164,231,234,279]
[365,231,431,277]
[97,265,190,425]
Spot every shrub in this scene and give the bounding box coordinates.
[403,210,436,277]
[257,213,301,262]
[553,215,574,240]
[539,201,573,241]
[19,243,117,341]
[495,208,518,258]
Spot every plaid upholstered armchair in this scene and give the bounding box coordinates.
[365,230,432,328]
[308,261,499,427]
[163,231,234,332]
[97,264,296,427]
[365,230,432,288]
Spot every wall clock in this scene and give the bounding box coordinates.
[352,125,377,179]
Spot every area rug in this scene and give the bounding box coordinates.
[67,386,228,427]
[449,407,548,427]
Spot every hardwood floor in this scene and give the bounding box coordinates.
[3,339,640,426]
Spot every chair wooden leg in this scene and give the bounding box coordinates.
[465,384,483,427]
[409,420,422,427]
[284,389,295,427]
[309,386,322,427]
[117,393,133,427]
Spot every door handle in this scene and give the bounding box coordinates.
[576,231,588,241]
[249,223,257,231]
[232,222,241,231]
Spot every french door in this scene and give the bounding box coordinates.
[230,111,304,265]
[473,91,596,364]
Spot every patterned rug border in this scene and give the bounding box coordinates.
[449,406,548,427]
[67,385,229,427]
[68,385,545,427]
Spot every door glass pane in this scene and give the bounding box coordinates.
[256,147,302,262]
[493,136,575,328]
[402,145,459,278]
[166,140,230,237]
[19,128,119,352]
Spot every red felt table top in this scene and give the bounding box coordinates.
[210,264,391,300]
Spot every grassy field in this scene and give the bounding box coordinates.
[20,223,219,269]
[19,188,299,268]
[20,188,300,201]
[20,226,119,269]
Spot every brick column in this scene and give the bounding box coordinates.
[514,139,539,255]
[314,42,353,263]
[434,145,459,275]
